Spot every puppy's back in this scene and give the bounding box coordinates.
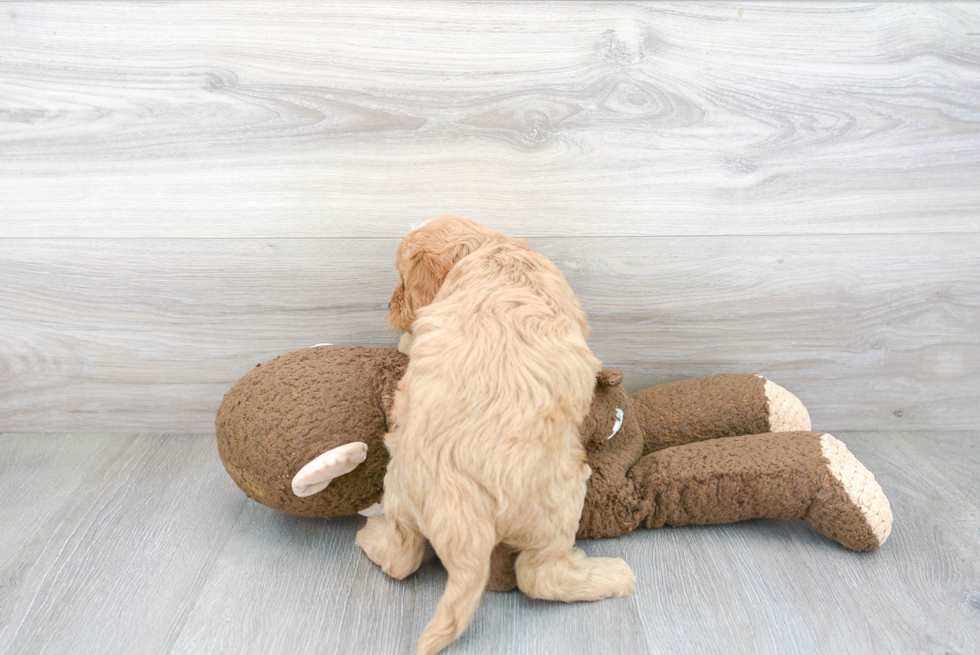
[389,241,600,505]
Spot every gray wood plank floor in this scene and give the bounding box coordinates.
[1,431,977,654]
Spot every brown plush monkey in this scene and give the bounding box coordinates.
[216,345,892,591]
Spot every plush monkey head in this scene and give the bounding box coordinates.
[216,350,648,531]
[216,346,407,518]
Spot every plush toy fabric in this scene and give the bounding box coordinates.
[216,345,893,591]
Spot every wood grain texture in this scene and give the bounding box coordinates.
[2,235,977,431]
[1,3,978,430]
[0,433,246,654]
[0,433,118,574]
[1,2,979,237]
[167,431,980,655]
[171,505,651,655]
[3,431,975,654]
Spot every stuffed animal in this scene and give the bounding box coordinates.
[216,345,892,591]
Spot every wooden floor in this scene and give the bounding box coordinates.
[1,431,977,654]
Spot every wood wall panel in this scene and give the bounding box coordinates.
[1,2,977,430]
[1,2,978,237]
[1,235,975,431]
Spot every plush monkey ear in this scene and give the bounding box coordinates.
[292,442,368,497]
[597,369,624,387]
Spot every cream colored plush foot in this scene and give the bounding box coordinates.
[805,433,893,551]
[762,378,812,432]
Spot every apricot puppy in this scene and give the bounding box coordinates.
[356,216,635,655]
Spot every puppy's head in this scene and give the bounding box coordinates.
[388,215,501,331]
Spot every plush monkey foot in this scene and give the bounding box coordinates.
[804,433,893,551]
[629,431,893,551]
[762,377,811,432]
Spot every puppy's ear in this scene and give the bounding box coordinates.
[597,369,624,387]
[402,246,448,316]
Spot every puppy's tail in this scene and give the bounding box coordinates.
[416,511,496,655]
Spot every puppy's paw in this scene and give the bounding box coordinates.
[355,516,390,568]
[356,516,424,580]
[585,557,636,599]
[517,550,635,602]
[397,332,415,356]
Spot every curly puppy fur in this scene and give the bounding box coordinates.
[356,216,635,655]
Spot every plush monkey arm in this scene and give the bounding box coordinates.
[629,374,811,454]
[627,431,892,552]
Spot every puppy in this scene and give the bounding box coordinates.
[356,216,634,655]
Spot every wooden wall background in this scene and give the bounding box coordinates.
[1,1,978,432]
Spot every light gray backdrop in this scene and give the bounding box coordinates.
[1,1,978,431]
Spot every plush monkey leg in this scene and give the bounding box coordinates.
[630,374,811,454]
[628,431,892,551]
[487,544,519,592]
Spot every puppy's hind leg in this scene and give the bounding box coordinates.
[516,544,635,602]
[355,497,425,580]
[515,457,635,602]
[416,499,496,655]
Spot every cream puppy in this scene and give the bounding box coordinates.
[356,216,635,655]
